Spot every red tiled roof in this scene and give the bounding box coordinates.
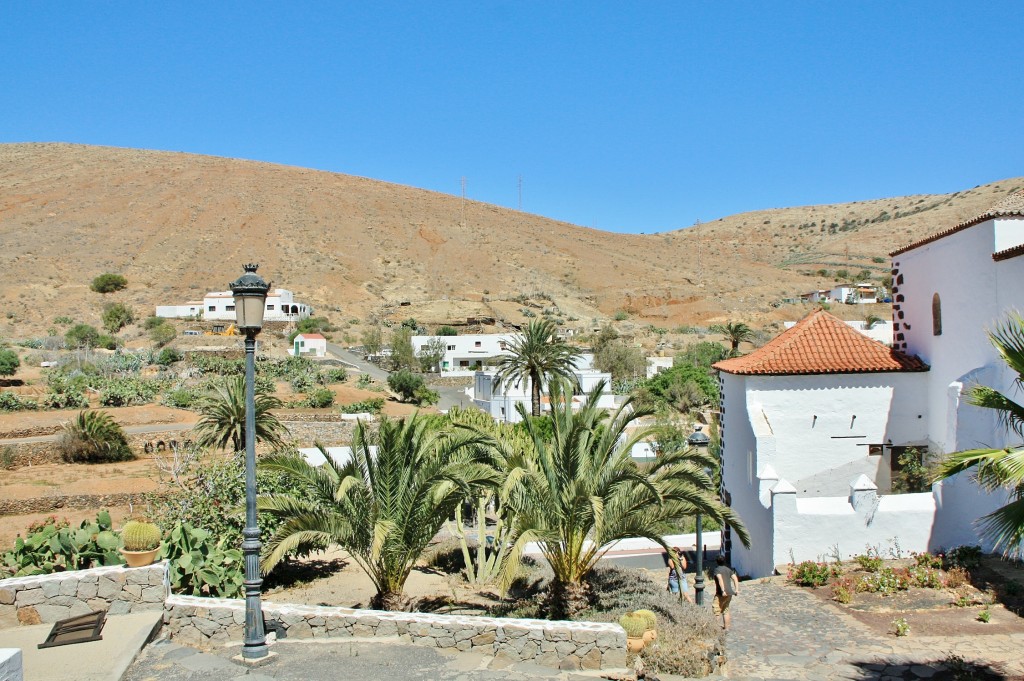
[891,189,1024,256]
[712,310,928,376]
[297,333,326,340]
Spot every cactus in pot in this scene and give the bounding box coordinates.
[119,520,162,567]
[619,612,648,653]
[633,608,658,642]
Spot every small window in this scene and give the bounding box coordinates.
[266,304,275,310]
[208,306,216,312]
[499,342,507,350]
[226,305,235,312]
[420,345,428,350]
[932,293,942,336]
[447,345,455,351]
[475,341,482,347]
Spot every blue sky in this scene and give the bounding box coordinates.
[2,2,1020,234]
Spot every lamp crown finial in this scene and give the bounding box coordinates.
[243,263,259,273]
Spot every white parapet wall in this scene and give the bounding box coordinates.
[0,649,22,681]
[0,562,168,628]
[164,594,626,671]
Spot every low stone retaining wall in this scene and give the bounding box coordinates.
[164,595,626,671]
[0,429,191,469]
[0,562,167,628]
[0,491,169,517]
[280,420,357,447]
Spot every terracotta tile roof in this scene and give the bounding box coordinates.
[891,189,1024,256]
[297,333,326,340]
[993,243,1024,262]
[712,310,928,376]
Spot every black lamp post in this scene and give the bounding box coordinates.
[694,513,705,606]
[230,263,271,660]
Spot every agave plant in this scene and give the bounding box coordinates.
[257,413,496,610]
[58,409,134,463]
[192,375,288,452]
[499,380,749,618]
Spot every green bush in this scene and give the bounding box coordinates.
[436,325,458,336]
[0,349,20,377]
[339,397,385,415]
[945,545,982,569]
[0,512,121,577]
[58,410,134,463]
[98,376,162,407]
[162,385,203,410]
[388,368,425,402]
[90,273,128,294]
[854,553,883,572]
[42,372,89,409]
[304,387,335,408]
[160,523,244,598]
[53,316,74,325]
[0,391,36,412]
[144,316,166,330]
[156,347,184,366]
[323,367,347,383]
[787,560,836,587]
[65,323,102,349]
[858,567,911,595]
[150,324,176,347]
[101,302,135,333]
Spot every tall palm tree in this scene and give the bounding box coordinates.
[257,414,496,609]
[494,319,583,417]
[500,380,749,618]
[711,321,754,356]
[935,313,1024,557]
[193,375,288,452]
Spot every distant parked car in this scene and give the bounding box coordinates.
[183,330,202,336]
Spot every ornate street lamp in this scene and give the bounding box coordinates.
[229,263,271,660]
[694,513,705,606]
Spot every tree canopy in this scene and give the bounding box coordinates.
[494,319,583,417]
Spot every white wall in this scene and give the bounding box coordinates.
[413,334,515,375]
[473,369,614,424]
[202,289,312,322]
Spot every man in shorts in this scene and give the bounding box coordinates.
[712,555,739,630]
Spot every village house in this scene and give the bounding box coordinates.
[156,288,313,323]
[291,333,327,358]
[411,334,516,375]
[717,190,1024,577]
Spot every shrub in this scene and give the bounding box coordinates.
[144,316,166,330]
[831,576,856,603]
[854,552,883,572]
[98,376,162,407]
[977,607,991,623]
[613,310,628,321]
[58,410,134,463]
[944,566,970,589]
[65,323,102,349]
[891,617,910,636]
[53,316,74,325]
[912,551,943,569]
[160,522,243,598]
[156,347,184,366]
[412,386,440,406]
[323,367,347,383]
[42,373,89,409]
[387,368,424,402]
[339,397,385,415]
[150,323,176,347]
[787,560,834,587]
[0,349,20,377]
[436,325,458,336]
[0,391,37,412]
[908,565,942,589]
[859,567,911,595]
[101,302,135,333]
[90,273,128,293]
[304,387,335,408]
[162,385,202,410]
[945,545,982,569]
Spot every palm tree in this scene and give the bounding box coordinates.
[58,409,134,463]
[935,313,1024,557]
[494,319,583,417]
[500,380,749,618]
[257,414,496,609]
[192,375,288,453]
[711,321,754,356]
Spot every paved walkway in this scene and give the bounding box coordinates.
[726,579,1024,680]
[120,578,1024,681]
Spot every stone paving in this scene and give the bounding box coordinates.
[725,579,1024,680]
[123,579,1024,681]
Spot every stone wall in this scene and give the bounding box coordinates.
[0,562,167,628]
[0,492,169,517]
[280,420,357,447]
[1,429,191,469]
[164,595,626,671]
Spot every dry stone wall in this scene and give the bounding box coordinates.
[164,595,626,671]
[0,562,167,628]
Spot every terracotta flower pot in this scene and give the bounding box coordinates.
[627,636,646,654]
[120,546,160,568]
[643,628,657,644]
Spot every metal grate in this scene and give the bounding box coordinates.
[37,610,106,649]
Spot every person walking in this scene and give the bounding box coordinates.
[667,547,693,603]
[712,555,739,630]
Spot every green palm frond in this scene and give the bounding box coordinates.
[193,375,288,452]
[494,319,584,417]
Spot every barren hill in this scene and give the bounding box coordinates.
[1,143,1020,336]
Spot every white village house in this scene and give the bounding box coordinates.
[717,190,1024,577]
[472,366,616,423]
[156,288,313,323]
[291,332,327,358]
[411,334,515,376]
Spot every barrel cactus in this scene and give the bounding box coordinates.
[121,521,161,552]
[633,609,658,630]
[619,612,648,639]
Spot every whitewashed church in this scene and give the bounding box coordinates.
[715,190,1024,577]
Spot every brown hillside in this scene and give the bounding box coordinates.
[1,143,1020,336]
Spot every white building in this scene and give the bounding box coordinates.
[291,333,327,358]
[157,288,312,322]
[829,283,879,304]
[472,367,616,423]
[784,318,893,346]
[646,356,673,378]
[412,334,516,375]
[717,190,1024,576]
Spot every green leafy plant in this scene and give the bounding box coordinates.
[854,552,883,572]
[304,387,335,409]
[160,522,244,598]
[339,397,385,415]
[944,545,982,570]
[0,391,37,412]
[65,323,102,349]
[977,606,991,623]
[156,347,184,366]
[859,567,911,595]
[0,349,20,378]
[121,520,161,551]
[787,560,835,587]
[892,617,910,636]
[98,376,163,407]
[149,323,176,347]
[831,576,856,603]
[90,273,127,293]
[101,302,135,333]
[193,375,288,452]
[911,551,943,569]
[323,367,347,383]
[58,410,134,463]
